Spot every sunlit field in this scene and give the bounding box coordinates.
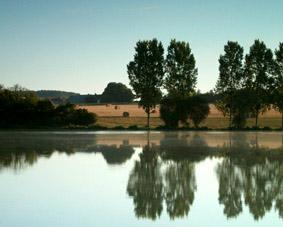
[79,104,282,129]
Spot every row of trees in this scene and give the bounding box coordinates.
[128,39,283,129]
[0,85,97,128]
[215,40,283,128]
[127,39,209,128]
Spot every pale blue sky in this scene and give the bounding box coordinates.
[0,0,283,94]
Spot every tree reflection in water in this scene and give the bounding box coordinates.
[1,131,283,220]
[127,133,204,220]
[216,133,283,220]
[0,132,135,171]
[164,160,196,219]
[127,145,163,219]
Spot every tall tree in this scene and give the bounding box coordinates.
[274,43,283,128]
[244,40,274,127]
[165,39,197,97]
[160,40,204,128]
[127,39,164,128]
[215,41,244,127]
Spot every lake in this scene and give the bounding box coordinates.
[0,131,283,227]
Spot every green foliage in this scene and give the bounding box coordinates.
[128,125,139,130]
[231,89,254,128]
[160,39,204,128]
[160,95,209,128]
[36,90,79,99]
[127,39,165,128]
[165,39,197,96]
[0,86,97,128]
[273,43,283,128]
[215,40,279,128]
[215,41,244,126]
[244,40,275,126]
[101,82,134,103]
[159,95,181,128]
[189,96,210,128]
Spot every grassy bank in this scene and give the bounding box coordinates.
[96,116,283,129]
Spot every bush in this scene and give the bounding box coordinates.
[123,111,130,117]
[0,86,98,128]
[113,125,125,130]
[160,94,209,128]
[160,96,180,128]
[55,104,97,126]
[128,125,138,130]
[188,96,210,128]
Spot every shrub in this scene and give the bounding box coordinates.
[113,125,125,130]
[160,96,180,128]
[188,96,210,128]
[128,125,138,130]
[160,94,209,128]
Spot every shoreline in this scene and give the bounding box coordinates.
[0,127,282,132]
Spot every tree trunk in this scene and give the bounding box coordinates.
[255,109,259,128]
[229,111,232,128]
[281,112,283,129]
[147,111,150,130]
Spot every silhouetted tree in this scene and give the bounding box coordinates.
[188,95,210,128]
[215,41,244,127]
[274,43,283,128]
[127,39,164,128]
[165,39,197,96]
[244,40,274,127]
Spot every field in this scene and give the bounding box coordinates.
[78,104,283,129]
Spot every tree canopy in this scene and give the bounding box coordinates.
[101,82,134,103]
[165,39,197,97]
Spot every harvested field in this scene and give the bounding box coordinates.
[78,104,283,128]
[80,103,160,117]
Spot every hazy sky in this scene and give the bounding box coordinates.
[1,0,283,94]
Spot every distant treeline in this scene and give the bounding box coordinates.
[36,82,134,105]
[127,39,283,129]
[36,90,79,99]
[0,85,97,128]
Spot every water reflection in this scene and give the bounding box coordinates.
[0,132,136,170]
[216,155,283,220]
[1,131,283,221]
[126,132,283,220]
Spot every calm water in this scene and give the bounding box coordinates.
[0,131,283,227]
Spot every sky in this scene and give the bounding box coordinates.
[0,0,283,94]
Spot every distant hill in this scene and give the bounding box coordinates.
[68,94,102,104]
[36,90,80,99]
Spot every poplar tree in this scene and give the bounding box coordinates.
[215,41,244,127]
[244,40,274,127]
[127,39,164,128]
